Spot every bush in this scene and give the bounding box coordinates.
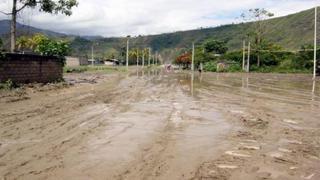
[35,38,70,59]
[203,61,217,72]
[223,51,243,64]
[0,79,16,90]
[227,63,242,72]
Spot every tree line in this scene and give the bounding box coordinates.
[174,8,318,73]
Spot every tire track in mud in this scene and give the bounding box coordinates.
[115,74,231,180]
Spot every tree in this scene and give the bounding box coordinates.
[34,35,71,58]
[0,38,3,49]
[1,0,78,52]
[175,52,191,68]
[204,40,228,54]
[141,48,149,66]
[104,48,120,59]
[241,8,274,67]
[16,36,29,52]
[129,48,140,65]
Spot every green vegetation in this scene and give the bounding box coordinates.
[175,38,319,73]
[7,0,78,52]
[64,66,127,74]
[204,40,228,54]
[16,34,71,64]
[66,8,319,59]
[0,79,16,90]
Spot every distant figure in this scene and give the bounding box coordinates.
[198,63,203,73]
[165,64,172,72]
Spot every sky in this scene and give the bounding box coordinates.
[0,0,319,37]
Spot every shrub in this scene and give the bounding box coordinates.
[203,61,217,72]
[0,79,16,90]
[227,64,242,72]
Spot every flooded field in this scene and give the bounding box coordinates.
[0,70,319,180]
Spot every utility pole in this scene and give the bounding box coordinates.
[247,42,251,73]
[192,42,195,71]
[91,45,94,66]
[142,50,145,67]
[148,48,151,66]
[313,6,317,80]
[136,49,139,67]
[242,40,246,71]
[126,36,130,70]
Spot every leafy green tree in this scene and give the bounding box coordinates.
[33,35,71,60]
[292,45,318,70]
[241,8,274,67]
[0,38,3,49]
[1,0,78,52]
[204,40,228,54]
[104,48,120,59]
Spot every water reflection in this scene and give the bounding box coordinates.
[312,80,316,94]
[191,72,194,96]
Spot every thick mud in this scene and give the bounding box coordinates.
[0,70,319,180]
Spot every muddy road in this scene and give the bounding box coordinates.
[0,70,319,180]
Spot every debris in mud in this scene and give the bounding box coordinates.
[217,164,238,169]
[278,148,293,153]
[257,171,272,179]
[283,119,299,125]
[225,151,251,158]
[240,117,269,129]
[269,152,296,164]
[239,145,260,151]
[302,173,315,179]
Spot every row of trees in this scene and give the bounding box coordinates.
[175,8,317,73]
[175,38,317,73]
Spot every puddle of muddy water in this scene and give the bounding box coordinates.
[1,70,320,180]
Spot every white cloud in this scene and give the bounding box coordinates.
[0,0,319,37]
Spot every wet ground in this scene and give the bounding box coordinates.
[0,69,319,180]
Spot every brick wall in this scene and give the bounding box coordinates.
[0,53,63,83]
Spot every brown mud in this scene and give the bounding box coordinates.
[0,70,319,180]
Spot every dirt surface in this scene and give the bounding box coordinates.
[0,70,319,180]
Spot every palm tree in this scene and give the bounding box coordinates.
[16,36,29,53]
[129,48,140,67]
[141,48,149,67]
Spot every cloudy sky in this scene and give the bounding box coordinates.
[0,0,319,37]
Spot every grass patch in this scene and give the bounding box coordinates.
[64,66,127,73]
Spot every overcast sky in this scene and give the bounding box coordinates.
[0,0,319,37]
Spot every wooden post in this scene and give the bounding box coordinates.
[242,40,246,71]
[192,42,195,71]
[148,48,151,66]
[247,42,251,73]
[313,6,317,79]
[126,36,130,70]
[142,50,145,67]
[136,50,139,67]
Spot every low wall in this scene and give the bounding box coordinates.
[66,56,88,67]
[0,53,63,83]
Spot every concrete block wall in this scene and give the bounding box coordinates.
[0,53,63,83]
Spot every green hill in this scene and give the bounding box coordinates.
[70,7,318,59]
[1,7,319,59]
